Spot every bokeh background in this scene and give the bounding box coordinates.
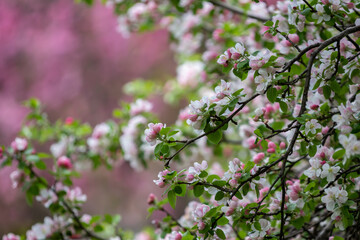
[0,0,179,235]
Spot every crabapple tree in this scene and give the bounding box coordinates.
[2,0,360,240]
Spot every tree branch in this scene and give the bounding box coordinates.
[207,0,270,22]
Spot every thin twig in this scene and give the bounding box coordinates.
[207,0,270,22]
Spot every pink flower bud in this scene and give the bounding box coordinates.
[321,126,329,135]
[226,207,234,216]
[198,221,206,230]
[234,172,242,179]
[347,2,354,8]
[247,137,257,149]
[267,148,276,153]
[321,0,329,4]
[226,49,232,59]
[265,104,274,114]
[57,156,72,169]
[65,117,74,125]
[212,29,224,42]
[147,193,157,205]
[268,142,276,149]
[288,34,300,44]
[188,114,198,122]
[320,152,326,159]
[229,179,237,187]
[186,174,195,182]
[321,160,326,165]
[286,181,294,186]
[260,26,273,39]
[280,142,286,149]
[289,190,299,201]
[253,152,265,164]
[310,104,319,110]
[232,53,241,60]
[174,233,182,240]
[158,181,166,188]
[281,39,292,47]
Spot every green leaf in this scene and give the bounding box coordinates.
[242,183,250,196]
[175,184,187,197]
[304,181,316,192]
[168,130,179,137]
[160,127,171,135]
[254,222,262,231]
[292,217,305,229]
[264,21,273,27]
[182,232,194,240]
[94,224,103,232]
[279,101,288,112]
[207,174,220,182]
[194,185,204,197]
[308,144,317,157]
[254,129,263,138]
[27,155,40,162]
[323,85,331,99]
[215,229,226,239]
[199,171,208,178]
[266,87,277,103]
[215,191,224,201]
[212,180,227,187]
[207,129,223,144]
[168,190,176,209]
[333,149,345,159]
[35,160,47,170]
[174,185,183,195]
[217,216,229,226]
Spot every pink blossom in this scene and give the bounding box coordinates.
[2,233,20,240]
[130,99,153,116]
[212,29,224,42]
[11,137,28,152]
[153,169,170,188]
[10,170,25,189]
[144,123,164,145]
[193,204,210,220]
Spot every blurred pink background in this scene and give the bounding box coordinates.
[0,0,179,235]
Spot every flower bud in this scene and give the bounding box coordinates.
[268,141,276,149]
[229,179,237,187]
[267,148,276,153]
[65,117,74,125]
[253,152,265,164]
[57,156,72,169]
[321,126,329,135]
[288,34,300,44]
[147,193,157,205]
[310,104,319,110]
[186,174,195,182]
